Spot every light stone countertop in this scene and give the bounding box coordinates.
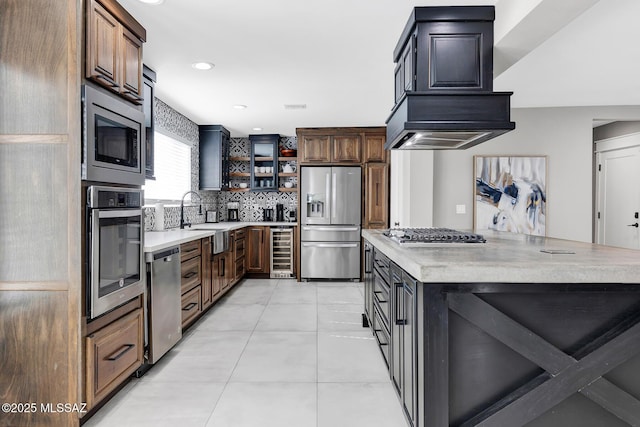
[362,229,640,284]
[144,221,297,253]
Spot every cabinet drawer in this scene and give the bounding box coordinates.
[181,255,201,294]
[372,304,390,369]
[373,247,390,280]
[86,308,143,409]
[180,239,201,262]
[235,228,246,240]
[235,238,246,259]
[181,285,202,328]
[235,256,245,278]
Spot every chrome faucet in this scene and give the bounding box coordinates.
[180,191,203,229]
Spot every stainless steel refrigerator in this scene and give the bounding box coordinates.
[300,166,361,280]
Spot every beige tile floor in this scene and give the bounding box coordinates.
[83,279,407,427]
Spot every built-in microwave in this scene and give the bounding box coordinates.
[82,85,145,186]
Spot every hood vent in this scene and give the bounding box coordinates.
[385,6,515,150]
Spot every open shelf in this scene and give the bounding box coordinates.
[230,156,250,161]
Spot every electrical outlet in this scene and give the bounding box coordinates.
[456,204,466,214]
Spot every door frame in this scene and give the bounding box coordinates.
[594,131,640,246]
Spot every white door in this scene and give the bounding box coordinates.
[596,141,640,249]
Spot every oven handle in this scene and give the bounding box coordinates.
[97,209,142,219]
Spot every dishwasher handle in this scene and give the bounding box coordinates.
[148,246,180,263]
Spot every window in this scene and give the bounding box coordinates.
[144,131,192,203]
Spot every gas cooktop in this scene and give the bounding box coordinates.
[383,227,486,247]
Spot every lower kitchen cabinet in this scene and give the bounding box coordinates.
[246,226,270,274]
[234,228,246,283]
[180,240,202,329]
[365,243,417,427]
[85,307,144,410]
[201,236,213,309]
[181,285,202,328]
[390,263,417,427]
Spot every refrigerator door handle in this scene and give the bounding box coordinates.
[325,172,331,220]
[302,242,359,248]
[302,226,360,232]
[331,172,337,220]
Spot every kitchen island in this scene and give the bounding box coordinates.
[362,229,640,427]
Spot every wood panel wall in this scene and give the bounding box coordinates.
[0,0,81,426]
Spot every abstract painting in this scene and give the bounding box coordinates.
[474,156,547,236]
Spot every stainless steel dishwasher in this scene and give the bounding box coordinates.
[145,246,181,364]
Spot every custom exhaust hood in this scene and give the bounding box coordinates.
[385,6,515,150]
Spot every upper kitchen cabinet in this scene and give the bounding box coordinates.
[299,135,331,163]
[393,7,494,105]
[200,125,231,191]
[143,65,156,180]
[249,134,279,191]
[363,133,387,163]
[86,0,146,105]
[297,128,362,164]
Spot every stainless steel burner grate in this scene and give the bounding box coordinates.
[383,227,486,246]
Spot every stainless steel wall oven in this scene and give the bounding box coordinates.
[87,185,145,319]
[82,84,145,186]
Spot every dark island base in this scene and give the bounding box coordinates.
[426,283,640,427]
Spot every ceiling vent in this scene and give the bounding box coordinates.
[385,7,515,150]
[284,104,307,110]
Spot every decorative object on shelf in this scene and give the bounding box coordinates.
[474,155,547,236]
[282,162,296,173]
[239,183,248,188]
[280,148,297,157]
[284,182,293,188]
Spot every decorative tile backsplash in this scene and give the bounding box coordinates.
[145,103,297,231]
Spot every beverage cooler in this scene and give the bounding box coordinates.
[270,227,294,278]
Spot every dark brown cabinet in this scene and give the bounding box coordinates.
[364,134,387,163]
[234,228,246,283]
[364,162,389,229]
[85,307,143,410]
[246,226,270,274]
[201,237,212,309]
[143,65,156,179]
[298,131,361,164]
[86,0,145,104]
[180,240,202,328]
[299,135,331,163]
[333,135,362,163]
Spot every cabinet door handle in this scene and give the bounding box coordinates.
[183,302,197,311]
[93,73,118,88]
[183,271,197,279]
[364,248,372,274]
[106,344,135,361]
[395,283,406,325]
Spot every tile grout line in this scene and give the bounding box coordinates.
[202,278,275,427]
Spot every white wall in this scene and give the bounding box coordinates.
[390,150,434,228]
[431,106,640,242]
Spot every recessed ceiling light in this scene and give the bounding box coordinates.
[191,62,214,70]
[138,0,164,4]
[233,104,247,110]
[252,127,263,131]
